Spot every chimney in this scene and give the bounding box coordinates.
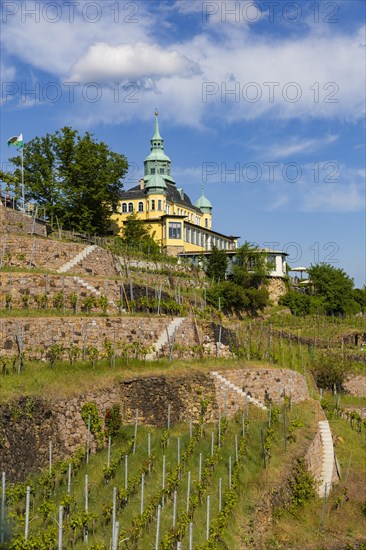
[139,178,145,190]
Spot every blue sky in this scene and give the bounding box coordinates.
[1,0,365,286]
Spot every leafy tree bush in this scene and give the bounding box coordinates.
[8,127,128,235]
[119,212,160,254]
[288,458,315,512]
[279,291,311,316]
[311,351,353,391]
[231,241,272,289]
[205,246,228,281]
[308,263,359,316]
[206,281,248,315]
[104,405,122,438]
[205,242,272,316]
[353,286,366,311]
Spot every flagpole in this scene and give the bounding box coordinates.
[21,145,25,212]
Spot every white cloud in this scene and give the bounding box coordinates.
[265,164,366,213]
[1,1,365,127]
[253,134,339,159]
[0,61,16,81]
[302,182,364,212]
[0,1,153,77]
[69,42,201,82]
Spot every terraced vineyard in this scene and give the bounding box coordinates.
[1,402,321,549]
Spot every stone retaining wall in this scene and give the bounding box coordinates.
[267,277,287,305]
[0,316,198,360]
[0,272,177,311]
[0,235,85,270]
[0,205,47,238]
[305,421,339,493]
[215,367,309,405]
[344,375,366,397]
[0,373,218,481]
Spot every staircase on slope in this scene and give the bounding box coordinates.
[318,420,335,497]
[57,245,116,309]
[146,317,186,360]
[211,371,267,412]
[57,244,97,274]
[72,276,116,308]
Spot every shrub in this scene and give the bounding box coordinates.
[104,405,122,438]
[288,458,315,512]
[312,351,353,391]
[53,291,64,309]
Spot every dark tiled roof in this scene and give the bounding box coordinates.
[166,184,202,214]
[119,185,145,200]
[120,183,202,214]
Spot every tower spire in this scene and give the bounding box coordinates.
[144,111,176,184]
[152,108,162,141]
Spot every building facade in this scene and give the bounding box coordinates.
[111,112,239,255]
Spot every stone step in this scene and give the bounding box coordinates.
[71,276,116,308]
[211,371,267,412]
[318,419,335,497]
[57,245,97,274]
[146,317,187,360]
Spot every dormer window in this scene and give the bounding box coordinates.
[160,168,164,174]
[151,168,155,174]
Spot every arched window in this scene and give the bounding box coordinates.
[122,203,127,213]
[138,202,144,212]
[128,202,134,212]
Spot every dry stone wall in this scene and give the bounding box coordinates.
[0,272,157,311]
[0,270,204,312]
[267,277,287,305]
[305,420,339,492]
[0,205,47,238]
[0,373,218,482]
[0,316,198,360]
[215,367,309,406]
[344,375,366,396]
[72,246,118,277]
[0,235,85,270]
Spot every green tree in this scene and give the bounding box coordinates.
[206,281,249,315]
[308,263,358,315]
[206,242,272,316]
[205,246,228,282]
[120,212,160,253]
[279,291,311,316]
[353,286,366,311]
[8,127,128,235]
[231,241,272,289]
[312,351,352,391]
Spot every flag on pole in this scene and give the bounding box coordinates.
[7,134,23,149]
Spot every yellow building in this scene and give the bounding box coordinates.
[111,112,239,255]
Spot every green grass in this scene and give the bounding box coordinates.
[0,357,263,403]
[0,266,59,275]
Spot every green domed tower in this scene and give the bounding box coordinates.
[195,185,212,214]
[144,110,176,187]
